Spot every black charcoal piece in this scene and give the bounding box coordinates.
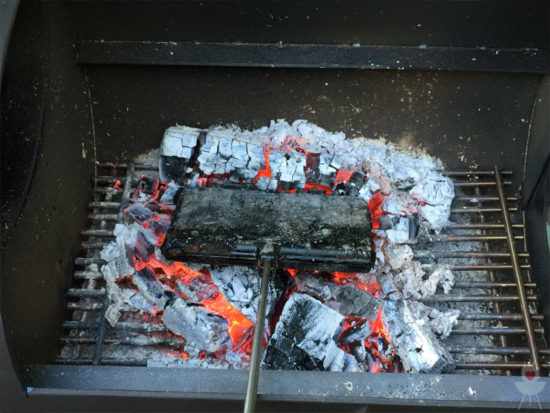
[161,187,374,271]
[162,298,231,353]
[263,293,345,371]
[382,300,455,374]
[333,284,382,320]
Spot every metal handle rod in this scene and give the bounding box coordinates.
[243,258,272,413]
[494,166,540,373]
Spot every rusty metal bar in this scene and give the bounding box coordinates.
[494,167,540,373]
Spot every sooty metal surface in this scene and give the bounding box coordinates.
[57,163,550,374]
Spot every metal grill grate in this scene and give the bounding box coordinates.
[57,163,550,373]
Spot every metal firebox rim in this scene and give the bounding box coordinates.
[23,365,550,409]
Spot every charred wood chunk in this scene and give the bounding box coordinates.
[161,187,374,271]
[263,293,346,371]
[162,298,231,354]
[159,126,201,183]
[382,300,455,374]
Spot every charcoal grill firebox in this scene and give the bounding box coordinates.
[2,1,550,411]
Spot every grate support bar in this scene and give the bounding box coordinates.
[494,166,540,373]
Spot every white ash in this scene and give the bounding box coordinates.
[380,260,455,301]
[147,353,248,369]
[409,301,460,339]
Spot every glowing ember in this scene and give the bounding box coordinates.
[166,351,190,360]
[331,272,382,297]
[113,179,122,191]
[121,177,255,354]
[253,147,272,183]
[285,269,299,277]
[334,169,356,186]
[367,190,389,229]
[303,182,333,194]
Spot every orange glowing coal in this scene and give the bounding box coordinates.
[331,272,382,297]
[144,257,254,349]
[368,306,391,345]
[334,169,355,186]
[367,190,389,229]
[125,178,255,354]
[253,147,272,183]
[166,351,190,360]
[285,268,299,277]
[303,182,333,194]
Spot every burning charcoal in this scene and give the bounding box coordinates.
[121,289,157,313]
[209,266,281,324]
[159,181,182,205]
[333,284,381,320]
[247,144,264,170]
[337,171,365,196]
[340,319,372,344]
[304,152,320,183]
[382,300,455,373]
[255,177,278,191]
[162,298,231,354]
[318,153,337,186]
[379,214,419,244]
[127,227,157,267]
[132,267,173,310]
[263,293,345,371]
[160,126,201,183]
[127,204,153,223]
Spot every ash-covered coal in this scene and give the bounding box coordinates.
[263,293,351,372]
